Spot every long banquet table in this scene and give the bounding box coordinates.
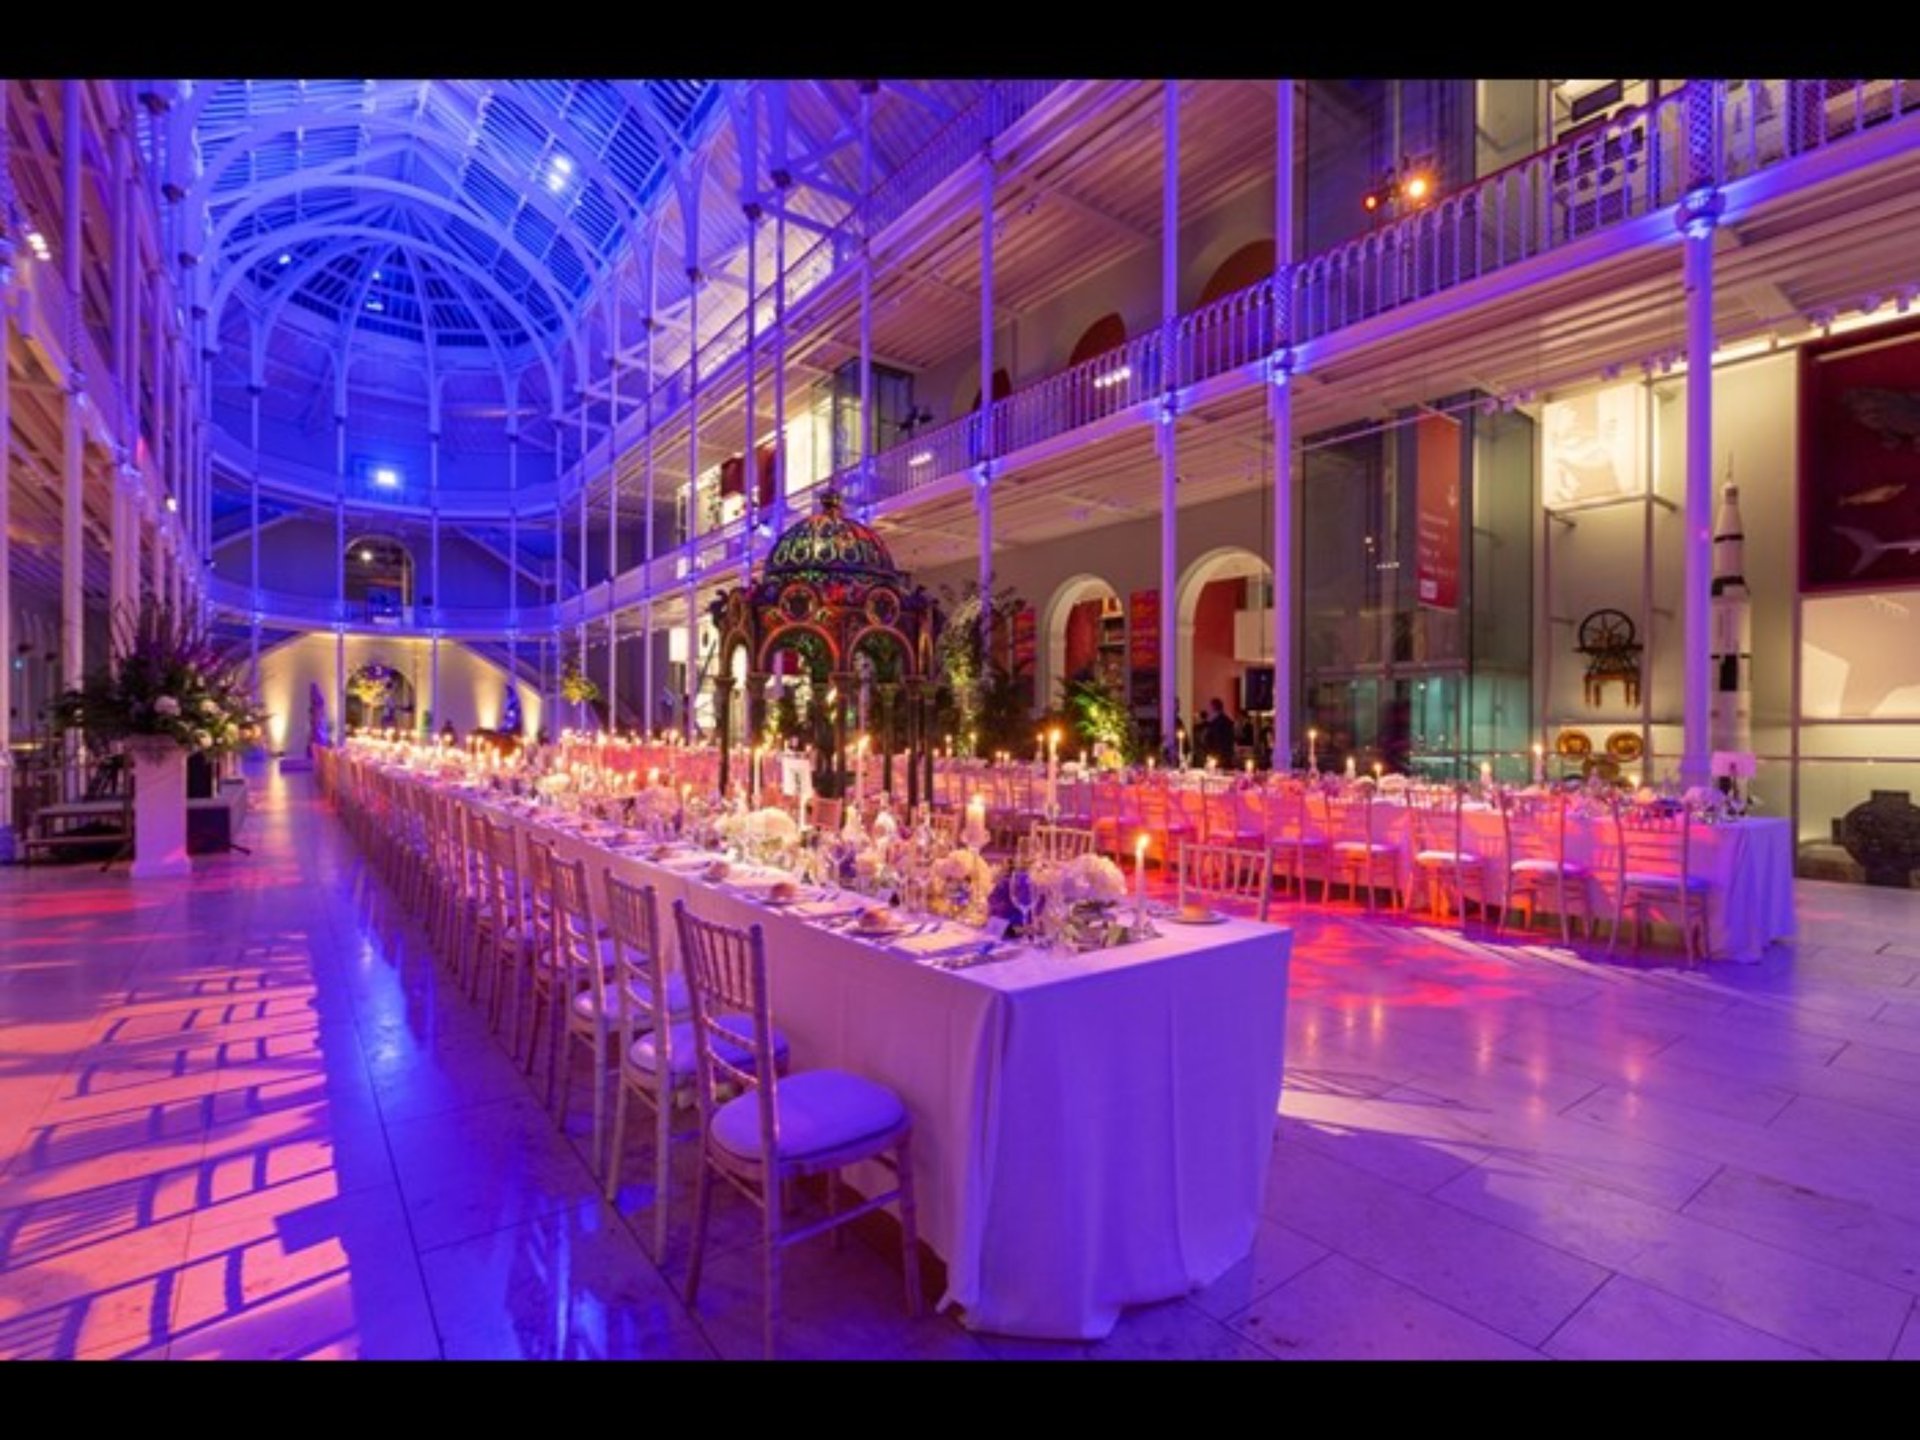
[468,786,1292,1340]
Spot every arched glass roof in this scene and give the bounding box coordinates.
[194,79,722,360]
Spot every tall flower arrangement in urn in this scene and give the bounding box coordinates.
[56,600,267,879]
[58,600,267,756]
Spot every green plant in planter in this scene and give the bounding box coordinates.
[1062,670,1138,763]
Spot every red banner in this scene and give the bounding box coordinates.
[1128,589,1160,671]
[1415,413,1462,611]
[1011,605,1036,679]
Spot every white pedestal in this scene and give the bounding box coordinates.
[128,741,192,879]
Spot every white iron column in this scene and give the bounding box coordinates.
[975,105,996,653]
[1680,92,1724,787]
[507,428,519,726]
[576,412,588,720]
[334,413,347,736]
[642,300,656,734]
[741,199,758,583]
[429,426,441,735]
[858,82,876,506]
[1270,78,1296,769]
[607,300,622,725]
[248,380,263,689]
[684,265,701,737]
[1158,81,1181,749]
[61,82,86,694]
[0,78,12,826]
[552,466,564,735]
[771,168,789,538]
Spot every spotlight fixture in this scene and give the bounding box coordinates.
[546,154,574,194]
[1361,158,1438,219]
[372,466,400,488]
[277,252,292,266]
[165,494,178,513]
[26,229,51,261]
[360,548,374,563]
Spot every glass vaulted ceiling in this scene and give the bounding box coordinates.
[196,79,721,356]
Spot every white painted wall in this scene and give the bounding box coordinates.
[256,632,544,755]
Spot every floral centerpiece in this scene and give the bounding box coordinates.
[1056,852,1127,907]
[349,663,396,714]
[58,600,267,757]
[561,661,601,707]
[931,847,994,922]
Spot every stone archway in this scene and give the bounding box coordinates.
[1042,573,1120,711]
[1176,547,1272,723]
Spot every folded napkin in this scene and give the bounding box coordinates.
[792,899,863,920]
[889,925,982,959]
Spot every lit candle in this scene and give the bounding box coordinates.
[1345,756,1357,781]
[1245,758,1255,777]
[1046,726,1062,815]
[1308,728,1318,772]
[1531,743,1545,786]
[1134,832,1149,923]
[1628,772,1641,791]
[1372,762,1383,780]
[963,792,989,850]
[1479,759,1492,790]
[679,782,690,830]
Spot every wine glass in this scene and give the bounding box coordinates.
[1008,867,1037,940]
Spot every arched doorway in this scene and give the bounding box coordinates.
[1198,238,1276,305]
[345,659,417,731]
[1043,574,1121,712]
[1067,313,1128,426]
[344,533,414,622]
[1176,547,1273,733]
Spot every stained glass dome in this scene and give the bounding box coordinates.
[762,488,902,588]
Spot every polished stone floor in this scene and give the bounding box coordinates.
[4,766,1920,1360]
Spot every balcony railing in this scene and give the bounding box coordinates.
[207,576,560,636]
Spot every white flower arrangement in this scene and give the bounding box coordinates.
[1059,853,1127,905]
[933,848,993,891]
[746,807,799,844]
[638,786,682,820]
[535,772,573,797]
[854,848,886,882]
[199,698,220,717]
[1378,773,1410,795]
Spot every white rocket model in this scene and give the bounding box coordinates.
[1709,474,1752,757]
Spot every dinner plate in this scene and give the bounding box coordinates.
[1165,909,1227,925]
[850,917,908,939]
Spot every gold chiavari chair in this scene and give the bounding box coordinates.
[675,901,920,1360]
[1496,786,1596,945]
[1407,782,1495,922]
[603,874,786,1260]
[1029,823,1099,862]
[1176,839,1276,921]
[1265,780,1330,902]
[1606,796,1712,963]
[1322,786,1404,912]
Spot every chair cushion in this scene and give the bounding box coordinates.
[571,972,691,1025]
[1415,850,1483,866]
[1624,871,1710,891]
[631,1015,788,1079]
[710,1069,908,1163]
[1511,858,1586,875]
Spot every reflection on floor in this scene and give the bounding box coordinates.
[4,766,1920,1360]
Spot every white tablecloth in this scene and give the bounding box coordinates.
[1352,806,1794,963]
[480,793,1292,1339]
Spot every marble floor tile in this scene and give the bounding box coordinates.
[1543,1275,1817,1360]
[1618,1212,1912,1359]
[1261,1142,1610,1346]
[1227,1254,1541,1360]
